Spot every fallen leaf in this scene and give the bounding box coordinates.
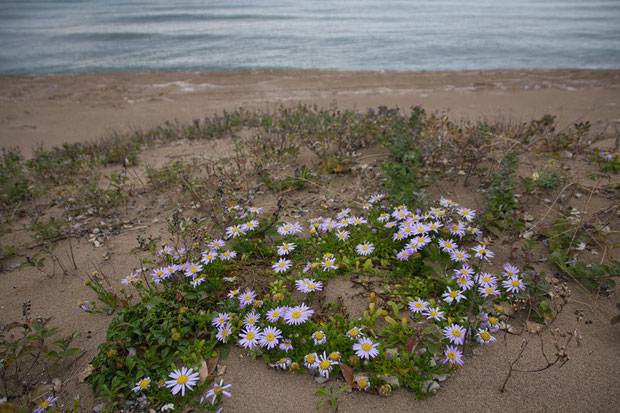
[52,378,62,393]
[339,362,354,387]
[32,383,53,398]
[314,376,328,384]
[78,364,94,383]
[198,358,208,383]
[380,375,399,387]
[433,373,450,382]
[207,348,220,376]
[525,321,543,333]
[406,337,418,354]
[4,322,22,331]
[333,164,344,173]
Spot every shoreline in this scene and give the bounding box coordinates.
[1,69,619,152]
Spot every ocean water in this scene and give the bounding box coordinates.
[1,0,619,75]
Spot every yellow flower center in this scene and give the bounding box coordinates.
[248,317,256,324]
[315,332,324,340]
[362,245,368,250]
[358,378,368,388]
[139,379,149,388]
[39,401,50,408]
[486,288,493,294]
[266,333,275,341]
[221,330,228,337]
[511,280,520,286]
[308,284,315,290]
[320,360,331,370]
[214,386,223,396]
[324,261,332,266]
[446,242,452,248]
[481,332,491,341]
[430,311,438,316]
[177,375,188,384]
[292,311,301,319]
[247,332,255,340]
[459,278,466,284]
[329,352,340,361]
[489,317,498,325]
[306,355,316,363]
[450,291,458,298]
[453,330,461,337]
[362,343,372,351]
[482,276,490,282]
[416,303,423,308]
[448,352,456,360]
[350,329,359,337]
[457,253,464,258]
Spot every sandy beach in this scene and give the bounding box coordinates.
[1,70,620,152]
[0,70,618,413]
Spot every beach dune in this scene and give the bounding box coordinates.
[1,69,619,152]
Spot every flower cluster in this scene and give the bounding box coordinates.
[87,193,533,404]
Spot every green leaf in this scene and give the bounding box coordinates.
[220,344,230,360]
[61,347,80,357]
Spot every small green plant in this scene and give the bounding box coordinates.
[542,218,617,291]
[29,218,65,242]
[522,171,561,193]
[0,302,80,405]
[0,147,32,207]
[483,150,523,231]
[381,106,428,208]
[316,384,350,411]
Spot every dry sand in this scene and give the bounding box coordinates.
[0,70,618,413]
[1,70,620,152]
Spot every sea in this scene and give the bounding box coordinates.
[1,0,619,75]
